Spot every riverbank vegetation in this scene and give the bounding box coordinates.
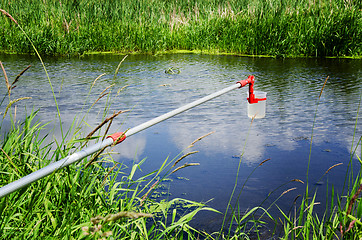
[1,0,361,57]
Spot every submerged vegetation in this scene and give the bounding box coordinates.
[1,0,361,57]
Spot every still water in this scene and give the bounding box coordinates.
[1,53,361,231]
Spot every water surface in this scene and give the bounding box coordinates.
[1,53,361,232]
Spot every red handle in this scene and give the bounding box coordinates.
[237,75,266,104]
[237,75,254,88]
[107,132,126,144]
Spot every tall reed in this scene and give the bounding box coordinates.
[1,0,361,57]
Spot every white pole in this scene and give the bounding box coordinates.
[0,138,114,198]
[0,82,243,198]
[126,83,241,137]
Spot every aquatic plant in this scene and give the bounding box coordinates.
[0,0,361,57]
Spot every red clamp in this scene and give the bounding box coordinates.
[107,132,126,145]
[237,75,255,88]
[236,75,266,104]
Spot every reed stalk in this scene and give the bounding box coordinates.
[1,0,360,57]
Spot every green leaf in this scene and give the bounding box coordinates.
[357,200,362,219]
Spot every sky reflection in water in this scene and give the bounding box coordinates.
[0,53,361,226]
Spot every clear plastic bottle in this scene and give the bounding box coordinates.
[247,91,267,119]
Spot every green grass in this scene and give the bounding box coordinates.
[1,0,361,57]
[0,111,216,239]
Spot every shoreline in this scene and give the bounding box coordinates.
[1,49,361,60]
[1,0,360,59]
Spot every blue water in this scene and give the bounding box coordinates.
[0,53,361,232]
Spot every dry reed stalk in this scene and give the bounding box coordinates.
[140,180,159,206]
[169,7,190,33]
[85,110,128,139]
[172,151,199,167]
[280,187,297,197]
[84,211,152,236]
[4,97,32,118]
[291,179,304,184]
[81,225,105,236]
[84,110,127,167]
[171,163,200,174]
[0,9,18,25]
[169,8,177,33]
[102,162,119,185]
[103,211,153,221]
[346,183,362,216]
[258,158,271,166]
[345,220,357,234]
[218,2,235,19]
[101,116,113,141]
[319,76,329,99]
[1,63,31,96]
[250,114,256,124]
[91,83,115,108]
[87,160,107,165]
[12,65,31,89]
[292,226,304,231]
[90,212,153,225]
[90,84,115,108]
[107,212,153,221]
[92,92,109,106]
[62,18,72,34]
[85,146,107,168]
[118,84,129,92]
[114,55,128,79]
[193,3,199,21]
[278,217,284,225]
[1,148,20,175]
[189,131,215,147]
[100,84,115,96]
[293,195,301,203]
[92,73,106,88]
[288,226,304,235]
[0,61,10,96]
[324,162,343,175]
[303,202,320,212]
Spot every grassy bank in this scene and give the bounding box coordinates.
[1,0,361,57]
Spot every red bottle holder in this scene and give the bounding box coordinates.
[237,75,267,118]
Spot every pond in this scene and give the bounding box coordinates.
[0,53,361,232]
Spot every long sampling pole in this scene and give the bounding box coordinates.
[0,76,255,198]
